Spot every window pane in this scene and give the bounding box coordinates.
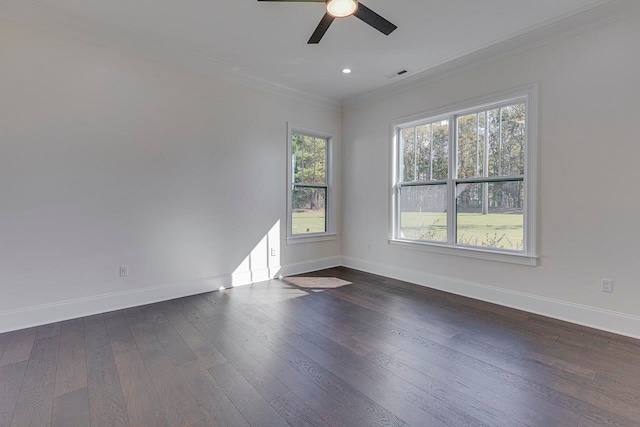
[292,134,327,185]
[292,187,326,235]
[432,120,449,180]
[415,124,433,181]
[400,120,448,182]
[487,103,525,177]
[400,127,416,182]
[500,103,526,176]
[456,112,485,179]
[399,185,447,242]
[456,181,524,250]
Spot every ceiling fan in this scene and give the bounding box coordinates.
[258,0,397,44]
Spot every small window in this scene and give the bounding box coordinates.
[288,127,334,242]
[392,87,537,263]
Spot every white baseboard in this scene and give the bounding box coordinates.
[342,256,640,340]
[0,257,340,333]
[0,275,231,334]
[4,254,639,340]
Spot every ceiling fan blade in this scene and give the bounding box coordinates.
[308,13,335,44]
[353,3,397,36]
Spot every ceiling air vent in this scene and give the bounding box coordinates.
[385,69,409,79]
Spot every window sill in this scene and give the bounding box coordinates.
[388,239,538,266]
[287,233,337,245]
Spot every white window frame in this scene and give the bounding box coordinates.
[287,124,337,244]
[389,85,538,266]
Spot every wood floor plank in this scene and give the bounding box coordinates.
[179,298,341,416]
[554,378,640,423]
[451,332,598,381]
[325,281,461,339]
[209,362,290,427]
[121,308,158,353]
[51,388,90,427]
[0,332,12,361]
[291,290,564,388]
[11,383,55,427]
[113,351,169,427]
[84,315,130,427]
[124,306,206,427]
[322,268,563,349]
[54,319,87,397]
[136,346,204,427]
[0,327,37,367]
[388,335,630,426]
[297,325,524,427]
[156,301,227,369]
[210,303,406,427]
[259,303,398,357]
[588,372,640,407]
[272,280,577,425]
[393,348,582,426]
[324,404,370,427]
[104,313,170,427]
[10,382,55,427]
[242,305,487,427]
[176,359,249,427]
[451,329,598,379]
[0,360,28,427]
[36,322,61,340]
[177,299,334,410]
[140,306,198,367]
[269,391,331,427]
[365,349,568,427]
[20,334,60,392]
[579,416,605,427]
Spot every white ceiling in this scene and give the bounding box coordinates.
[0,0,632,105]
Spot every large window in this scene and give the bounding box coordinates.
[392,87,537,263]
[287,127,334,241]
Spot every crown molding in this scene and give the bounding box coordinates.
[342,0,640,111]
[0,0,342,111]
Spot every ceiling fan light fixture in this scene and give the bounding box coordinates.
[326,0,358,18]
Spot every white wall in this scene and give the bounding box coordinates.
[342,14,640,336]
[0,21,341,331]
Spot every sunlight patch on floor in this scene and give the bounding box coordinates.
[284,276,352,289]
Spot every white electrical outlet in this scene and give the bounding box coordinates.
[366,243,372,252]
[601,279,613,293]
[271,248,277,256]
[119,265,129,277]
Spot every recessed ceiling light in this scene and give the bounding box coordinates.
[342,68,352,74]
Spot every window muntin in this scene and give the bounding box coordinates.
[290,132,329,236]
[394,96,531,255]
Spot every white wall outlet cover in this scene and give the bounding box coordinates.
[601,279,613,293]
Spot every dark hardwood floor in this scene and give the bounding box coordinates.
[1,267,639,426]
